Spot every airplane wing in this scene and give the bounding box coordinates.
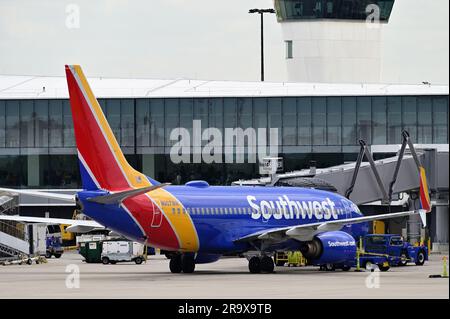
[235,209,427,243]
[0,188,76,203]
[0,215,104,233]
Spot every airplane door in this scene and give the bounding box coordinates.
[150,199,163,228]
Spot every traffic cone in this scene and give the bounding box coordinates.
[443,256,448,278]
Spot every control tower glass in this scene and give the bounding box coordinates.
[274,0,395,22]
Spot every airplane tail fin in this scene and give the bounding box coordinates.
[419,166,432,213]
[65,65,158,191]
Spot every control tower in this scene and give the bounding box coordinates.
[274,0,449,84]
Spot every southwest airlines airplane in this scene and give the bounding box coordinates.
[0,65,432,274]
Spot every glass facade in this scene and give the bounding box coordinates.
[0,95,448,188]
[274,0,395,22]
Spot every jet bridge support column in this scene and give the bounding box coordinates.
[407,195,422,245]
[345,140,389,204]
[434,204,449,252]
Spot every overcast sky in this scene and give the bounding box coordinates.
[0,0,287,82]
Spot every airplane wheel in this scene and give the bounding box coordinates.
[248,256,261,274]
[260,256,274,273]
[169,255,182,273]
[181,255,195,273]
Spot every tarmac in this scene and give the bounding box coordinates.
[0,252,448,299]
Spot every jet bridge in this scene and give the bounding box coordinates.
[233,131,449,250]
[233,131,448,206]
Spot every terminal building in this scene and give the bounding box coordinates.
[0,0,449,250]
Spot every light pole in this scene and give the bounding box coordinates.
[249,8,275,82]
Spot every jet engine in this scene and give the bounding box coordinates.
[299,231,357,265]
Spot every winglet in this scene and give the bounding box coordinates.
[419,166,432,213]
[418,209,427,228]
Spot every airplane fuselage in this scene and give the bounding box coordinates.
[78,182,368,255]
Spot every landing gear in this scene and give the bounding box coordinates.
[248,256,261,274]
[181,254,196,273]
[248,256,274,274]
[260,256,274,273]
[169,255,182,273]
[169,254,195,273]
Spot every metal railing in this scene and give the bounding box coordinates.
[0,220,27,241]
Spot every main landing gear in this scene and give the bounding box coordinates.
[169,254,195,273]
[248,256,275,274]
